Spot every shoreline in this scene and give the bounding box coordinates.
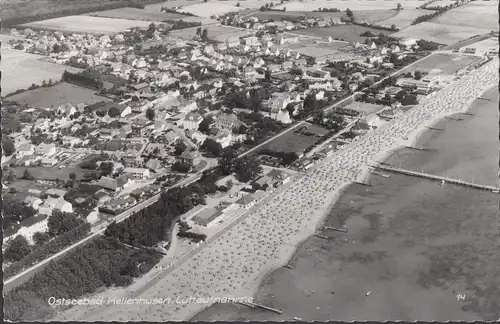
[51,58,498,322]
[190,60,499,321]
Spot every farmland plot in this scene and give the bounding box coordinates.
[390,22,491,45]
[7,82,112,108]
[431,1,499,31]
[145,0,201,11]
[1,49,81,95]
[273,0,425,11]
[293,25,393,43]
[170,25,250,41]
[86,7,188,21]
[378,9,437,29]
[20,15,160,34]
[178,3,244,18]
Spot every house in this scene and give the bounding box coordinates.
[214,113,242,131]
[178,112,203,130]
[165,129,179,143]
[210,129,233,148]
[244,36,259,46]
[268,93,291,114]
[399,38,417,47]
[180,150,202,166]
[226,36,240,48]
[122,167,152,179]
[45,188,68,198]
[97,174,132,191]
[204,45,215,56]
[100,128,119,139]
[39,197,73,215]
[24,196,43,210]
[235,193,256,209]
[217,42,227,51]
[93,189,111,204]
[145,158,162,171]
[281,61,293,70]
[192,207,223,227]
[267,169,291,186]
[17,143,35,157]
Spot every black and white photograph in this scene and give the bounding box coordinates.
[1,0,499,322]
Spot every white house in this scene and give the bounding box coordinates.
[39,197,73,215]
[178,112,203,130]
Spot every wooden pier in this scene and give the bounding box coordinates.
[313,234,329,239]
[405,146,431,152]
[354,181,372,186]
[426,126,443,131]
[444,116,464,121]
[237,301,283,314]
[372,165,500,193]
[323,226,348,233]
[370,170,390,178]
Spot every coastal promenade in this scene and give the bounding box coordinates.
[57,58,499,322]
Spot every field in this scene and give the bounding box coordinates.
[343,102,386,116]
[145,0,201,11]
[170,24,250,41]
[1,49,82,95]
[377,9,436,29]
[426,0,460,8]
[6,82,112,108]
[178,3,243,18]
[390,22,491,45]
[19,15,161,34]
[293,25,393,43]
[0,0,167,26]
[273,0,425,11]
[262,124,329,154]
[400,53,481,75]
[86,7,188,21]
[430,1,499,31]
[10,166,87,181]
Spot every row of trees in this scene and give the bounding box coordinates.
[62,70,104,90]
[412,5,455,25]
[5,236,162,321]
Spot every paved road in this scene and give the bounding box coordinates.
[3,172,201,292]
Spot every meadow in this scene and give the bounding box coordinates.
[390,22,491,45]
[86,7,188,21]
[293,25,393,43]
[1,49,81,95]
[170,25,250,41]
[430,1,499,31]
[20,15,160,34]
[343,102,386,116]
[377,9,436,29]
[273,0,425,11]
[7,82,112,108]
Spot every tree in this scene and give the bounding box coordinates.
[171,160,191,173]
[33,232,51,246]
[99,162,114,176]
[174,141,187,156]
[391,24,397,31]
[397,3,402,10]
[303,93,318,113]
[23,169,35,180]
[148,23,156,32]
[198,117,212,133]
[3,138,15,157]
[52,43,62,53]
[234,156,263,182]
[260,5,266,11]
[196,27,202,36]
[48,210,86,237]
[225,179,234,189]
[108,106,121,118]
[346,8,354,19]
[395,90,407,101]
[236,2,240,6]
[146,108,155,121]
[202,28,208,40]
[414,70,422,80]
[201,138,223,157]
[402,94,418,106]
[265,69,272,80]
[4,235,31,262]
[218,147,237,175]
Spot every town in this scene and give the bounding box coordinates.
[2,0,498,321]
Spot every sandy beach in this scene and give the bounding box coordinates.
[193,85,499,321]
[54,58,499,322]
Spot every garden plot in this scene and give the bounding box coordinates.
[7,82,111,108]
[20,16,160,34]
[1,49,81,95]
[390,22,491,45]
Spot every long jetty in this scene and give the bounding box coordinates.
[371,165,500,193]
